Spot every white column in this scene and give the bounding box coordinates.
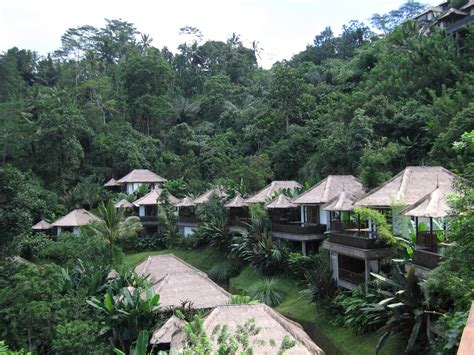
[300,205,305,225]
[301,241,307,256]
[139,206,145,217]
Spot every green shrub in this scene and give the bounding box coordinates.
[301,250,337,306]
[209,260,239,282]
[40,233,112,266]
[12,232,53,260]
[249,278,285,307]
[288,252,320,281]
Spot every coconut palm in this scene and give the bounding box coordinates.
[83,200,142,255]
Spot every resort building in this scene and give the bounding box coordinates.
[224,194,249,232]
[151,304,324,354]
[324,166,458,290]
[133,188,179,235]
[175,197,197,237]
[51,208,99,236]
[413,1,474,33]
[265,176,363,255]
[402,185,455,279]
[31,219,53,233]
[105,169,167,195]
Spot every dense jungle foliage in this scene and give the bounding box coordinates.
[1,0,474,353]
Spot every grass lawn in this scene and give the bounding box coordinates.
[123,247,403,355]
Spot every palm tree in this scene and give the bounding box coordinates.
[84,200,142,257]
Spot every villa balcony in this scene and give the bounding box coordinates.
[270,222,327,241]
[447,15,474,32]
[271,222,327,235]
[326,231,385,249]
[139,215,158,224]
[177,216,198,225]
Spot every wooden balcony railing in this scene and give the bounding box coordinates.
[327,233,384,249]
[140,216,158,223]
[178,216,198,224]
[447,15,474,32]
[339,268,365,285]
[271,222,327,235]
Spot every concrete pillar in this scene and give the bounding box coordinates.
[57,227,62,237]
[301,241,307,256]
[300,205,305,225]
[139,206,145,217]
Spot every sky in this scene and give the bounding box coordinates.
[0,0,440,68]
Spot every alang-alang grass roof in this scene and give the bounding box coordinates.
[292,175,363,205]
[355,166,458,208]
[133,188,179,206]
[134,254,230,311]
[245,181,302,204]
[116,169,167,184]
[166,304,324,354]
[32,219,53,230]
[193,186,227,205]
[52,209,99,227]
[264,194,298,209]
[401,186,454,218]
[174,196,195,207]
[323,191,360,212]
[224,194,248,208]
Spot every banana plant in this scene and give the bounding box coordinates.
[87,286,160,352]
[364,265,434,354]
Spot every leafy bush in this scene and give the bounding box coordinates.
[331,286,387,334]
[288,252,321,281]
[40,233,113,266]
[249,277,285,307]
[209,260,239,282]
[228,295,258,305]
[301,250,337,306]
[194,193,234,251]
[12,232,53,260]
[51,320,106,354]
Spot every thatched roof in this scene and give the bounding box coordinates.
[169,304,324,354]
[114,199,134,208]
[135,254,230,311]
[245,181,302,204]
[150,315,184,345]
[293,175,363,205]
[401,186,454,218]
[32,219,53,230]
[461,0,474,10]
[355,166,458,208]
[52,209,100,227]
[116,169,167,184]
[175,196,195,207]
[323,191,359,212]
[414,5,444,19]
[193,186,227,205]
[153,272,230,310]
[133,188,179,206]
[135,254,207,283]
[224,194,248,208]
[104,178,121,187]
[265,194,298,209]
